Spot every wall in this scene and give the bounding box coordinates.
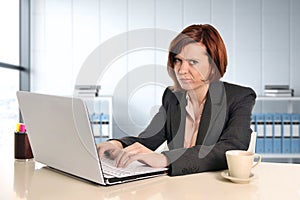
[30,0,300,137]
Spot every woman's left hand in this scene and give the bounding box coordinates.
[115,151,169,168]
[114,142,169,168]
[123,142,153,154]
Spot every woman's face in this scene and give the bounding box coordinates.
[173,43,211,91]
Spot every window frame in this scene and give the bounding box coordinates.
[0,0,30,121]
[0,0,30,91]
[19,0,30,92]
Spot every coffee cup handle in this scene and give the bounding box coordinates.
[251,153,262,169]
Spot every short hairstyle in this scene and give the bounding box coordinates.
[167,24,228,90]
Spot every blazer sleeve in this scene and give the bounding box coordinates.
[162,85,256,176]
[113,88,171,150]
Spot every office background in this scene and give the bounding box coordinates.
[1,0,300,160]
[30,0,300,99]
[30,0,300,135]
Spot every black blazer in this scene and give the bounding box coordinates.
[117,81,256,176]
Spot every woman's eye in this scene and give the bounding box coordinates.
[174,58,182,64]
[189,60,198,65]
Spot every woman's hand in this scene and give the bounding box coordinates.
[123,142,153,154]
[115,142,169,168]
[116,152,169,168]
[97,140,123,159]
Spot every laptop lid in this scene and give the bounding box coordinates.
[17,91,105,185]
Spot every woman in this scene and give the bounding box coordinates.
[97,24,256,176]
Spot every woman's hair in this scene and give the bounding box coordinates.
[167,24,227,90]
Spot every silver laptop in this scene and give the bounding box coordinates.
[16,91,167,185]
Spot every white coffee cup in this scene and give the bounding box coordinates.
[225,150,262,179]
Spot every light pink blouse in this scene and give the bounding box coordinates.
[184,93,206,148]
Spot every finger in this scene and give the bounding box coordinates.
[124,143,152,154]
[116,151,132,168]
[97,143,114,159]
[96,143,101,149]
[125,142,149,151]
[124,144,140,154]
[115,150,126,167]
[123,153,165,168]
[123,154,141,168]
[109,148,122,159]
[97,144,106,158]
[123,147,140,155]
[98,146,109,159]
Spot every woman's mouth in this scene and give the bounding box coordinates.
[179,78,192,84]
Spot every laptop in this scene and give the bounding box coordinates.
[16,91,167,185]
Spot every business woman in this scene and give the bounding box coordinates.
[97,24,256,176]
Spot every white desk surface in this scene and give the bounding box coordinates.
[1,144,300,200]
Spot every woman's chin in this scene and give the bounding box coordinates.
[180,84,194,91]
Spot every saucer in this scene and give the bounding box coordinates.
[221,170,256,184]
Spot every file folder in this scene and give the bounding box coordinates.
[282,113,291,153]
[291,114,300,153]
[100,114,110,138]
[250,114,256,135]
[264,113,273,153]
[255,113,264,153]
[273,113,282,153]
[90,113,101,137]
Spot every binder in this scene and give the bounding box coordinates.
[273,113,282,153]
[255,113,264,153]
[264,113,273,153]
[90,113,101,137]
[282,113,291,153]
[250,114,256,134]
[100,114,110,138]
[90,113,110,142]
[291,114,300,153]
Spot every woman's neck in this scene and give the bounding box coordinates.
[187,83,209,107]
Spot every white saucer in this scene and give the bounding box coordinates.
[221,170,256,184]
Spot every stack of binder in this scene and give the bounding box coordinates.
[251,113,300,154]
[264,85,294,97]
[74,85,101,97]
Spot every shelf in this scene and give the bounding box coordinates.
[257,96,300,101]
[261,154,300,159]
[261,154,300,163]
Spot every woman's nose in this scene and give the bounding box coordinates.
[178,60,189,74]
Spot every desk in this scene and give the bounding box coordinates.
[1,146,300,199]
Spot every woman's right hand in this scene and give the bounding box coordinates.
[97,140,123,159]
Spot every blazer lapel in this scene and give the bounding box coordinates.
[196,81,227,146]
[170,91,186,149]
[196,94,211,145]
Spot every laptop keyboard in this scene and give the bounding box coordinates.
[100,156,167,178]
